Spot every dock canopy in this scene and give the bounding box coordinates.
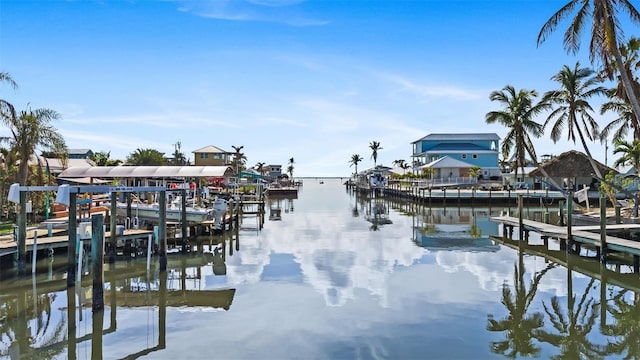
[58,165,234,179]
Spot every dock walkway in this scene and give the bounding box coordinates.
[0,228,154,258]
[491,215,640,257]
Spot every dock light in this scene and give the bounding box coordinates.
[55,184,70,206]
[7,183,20,203]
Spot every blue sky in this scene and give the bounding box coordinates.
[0,0,632,176]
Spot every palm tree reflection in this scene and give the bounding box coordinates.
[602,290,640,359]
[536,277,606,359]
[487,248,556,358]
[0,292,66,359]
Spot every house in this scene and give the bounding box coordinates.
[68,149,94,160]
[502,166,538,190]
[267,165,282,180]
[528,150,616,191]
[411,133,501,180]
[192,145,232,166]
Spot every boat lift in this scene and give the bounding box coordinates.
[8,183,176,284]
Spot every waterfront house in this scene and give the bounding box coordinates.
[267,165,282,180]
[411,133,501,180]
[528,150,616,191]
[502,166,537,190]
[68,149,94,160]
[192,146,232,167]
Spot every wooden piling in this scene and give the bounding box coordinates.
[17,190,27,274]
[159,190,167,271]
[92,214,105,312]
[600,195,608,263]
[67,192,78,288]
[109,192,117,264]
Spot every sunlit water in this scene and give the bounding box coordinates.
[1,178,639,359]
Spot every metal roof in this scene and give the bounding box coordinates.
[420,156,475,169]
[58,166,234,178]
[412,133,500,144]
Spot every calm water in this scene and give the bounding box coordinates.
[1,178,640,359]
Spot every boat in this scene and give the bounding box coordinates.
[112,196,222,224]
[265,182,298,198]
[319,180,324,184]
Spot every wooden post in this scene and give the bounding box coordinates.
[67,192,78,288]
[567,193,573,252]
[181,189,188,254]
[599,195,608,263]
[615,205,622,224]
[518,194,523,241]
[109,192,117,264]
[92,214,105,312]
[559,200,565,226]
[17,190,27,274]
[159,190,167,271]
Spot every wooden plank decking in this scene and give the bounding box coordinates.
[491,215,640,257]
[0,228,154,254]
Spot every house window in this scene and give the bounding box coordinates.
[213,153,222,159]
[472,154,478,159]
[461,154,467,159]
[200,153,209,159]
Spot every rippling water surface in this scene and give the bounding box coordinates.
[1,178,639,359]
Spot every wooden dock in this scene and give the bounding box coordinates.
[0,228,154,258]
[491,215,640,262]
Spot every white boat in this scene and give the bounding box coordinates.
[114,199,214,224]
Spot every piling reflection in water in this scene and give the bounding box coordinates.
[0,229,239,359]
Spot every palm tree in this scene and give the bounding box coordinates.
[486,86,561,191]
[287,164,294,181]
[0,72,17,125]
[231,145,245,175]
[125,148,166,166]
[400,162,411,175]
[468,166,481,181]
[90,151,122,166]
[254,162,266,176]
[369,141,382,167]
[542,62,608,180]
[288,157,295,182]
[349,154,363,178]
[172,140,187,165]
[600,37,640,141]
[600,91,638,142]
[537,0,640,122]
[613,139,640,173]
[0,107,67,185]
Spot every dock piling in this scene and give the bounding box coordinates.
[600,195,608,263]
[92,214,105,312]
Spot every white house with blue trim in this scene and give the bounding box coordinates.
[411,133,501,179]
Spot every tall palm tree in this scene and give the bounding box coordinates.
[542,62,608,180]
[537,0,640,122]
[369,141,382,167]
[125,148,166,166]
[613,139,640,173]
[231,145,245,175]
[0,107,67,185]
[349,154,363,178]
[172,140,187,165]
[486,85,561,191]
[288,157,295,181]
[254,162,266,176]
